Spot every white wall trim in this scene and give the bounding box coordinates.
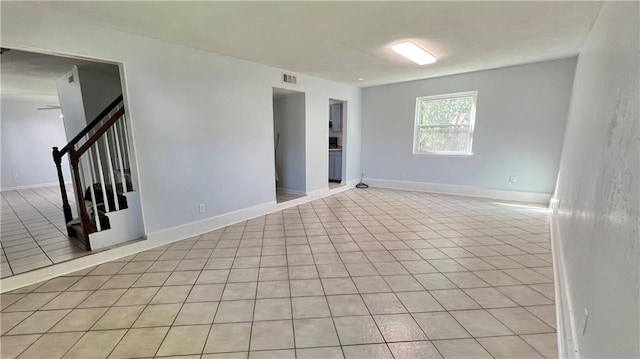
[0,180,358,293]
[363,177,551,204]
[550,204,580,359]
[1,181,72,192]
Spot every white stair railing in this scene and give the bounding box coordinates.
[104,132,120,211]
[65,98,128,250]
[113,120,128,193]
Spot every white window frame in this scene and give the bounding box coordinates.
[412,90,478,157]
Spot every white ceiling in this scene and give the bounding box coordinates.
[22,1,602,87]
[1,49,118,97]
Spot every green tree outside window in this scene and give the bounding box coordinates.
[414,92,477,154]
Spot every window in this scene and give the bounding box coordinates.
[413,91,477,156]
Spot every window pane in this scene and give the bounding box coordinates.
[419,97,473,126]
[418,125,471,152]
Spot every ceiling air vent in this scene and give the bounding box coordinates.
[282,73,297,85]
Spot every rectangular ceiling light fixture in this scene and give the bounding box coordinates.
[392,41,437,65]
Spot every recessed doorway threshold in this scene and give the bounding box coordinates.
[276,190,306,203]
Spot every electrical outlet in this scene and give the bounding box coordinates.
[199,203,206,213]
[12,172,19,179]
[509,175,517,183]
[401,172,406,179]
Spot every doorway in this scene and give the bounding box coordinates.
[328,99,346,189]
[0,48,141,277]
[273,88,306,203]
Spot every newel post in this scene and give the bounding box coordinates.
[53,147,74,236]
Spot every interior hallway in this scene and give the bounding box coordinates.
[0,188,557,358]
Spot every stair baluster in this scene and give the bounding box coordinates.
[103,132,120,211]
[113,115,128,193]
[69,146,94,250]
[85,147,102,232]
[94,137,110,213]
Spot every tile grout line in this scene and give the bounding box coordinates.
[319,210,408,358]
[298,205,347,359]
[1,188,557,358]
[1,190,55,274]
[151,237,201,358]
[2,186,85,276]
[4,187,87,268]
[102,235,210,358]
[288,206,299,358]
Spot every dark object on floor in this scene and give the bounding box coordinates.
[356,173,369,189]
[84,183,127,209]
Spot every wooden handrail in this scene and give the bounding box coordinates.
[57,95,123,157]
[75,107,125,159]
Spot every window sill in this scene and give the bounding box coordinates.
[412,152,474,158]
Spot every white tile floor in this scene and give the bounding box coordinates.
[276,182,345,203]
[0,188,557,358]
[1,185,87,277]
[276,191,305,203]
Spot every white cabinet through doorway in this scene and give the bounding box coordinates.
[329,150,342,181]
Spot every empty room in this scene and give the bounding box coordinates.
[0,2,637,359]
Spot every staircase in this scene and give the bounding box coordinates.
[53,95,143,251]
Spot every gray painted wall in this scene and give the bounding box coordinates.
[554,2,639,357]
[55,64,124,197]
[77,65,125,188]
[77,64,122,122]
[56,66,86,142]
[1,95,71,189]
[2,3,362,234]
[362,58,577,194]
[56,64,122,141]
[274,92,306,194]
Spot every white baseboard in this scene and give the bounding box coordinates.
[1,181,72,192]
[550,205,580,358]
[0,180,358,293]
[119,178,361,245]
[363,178,551,204]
